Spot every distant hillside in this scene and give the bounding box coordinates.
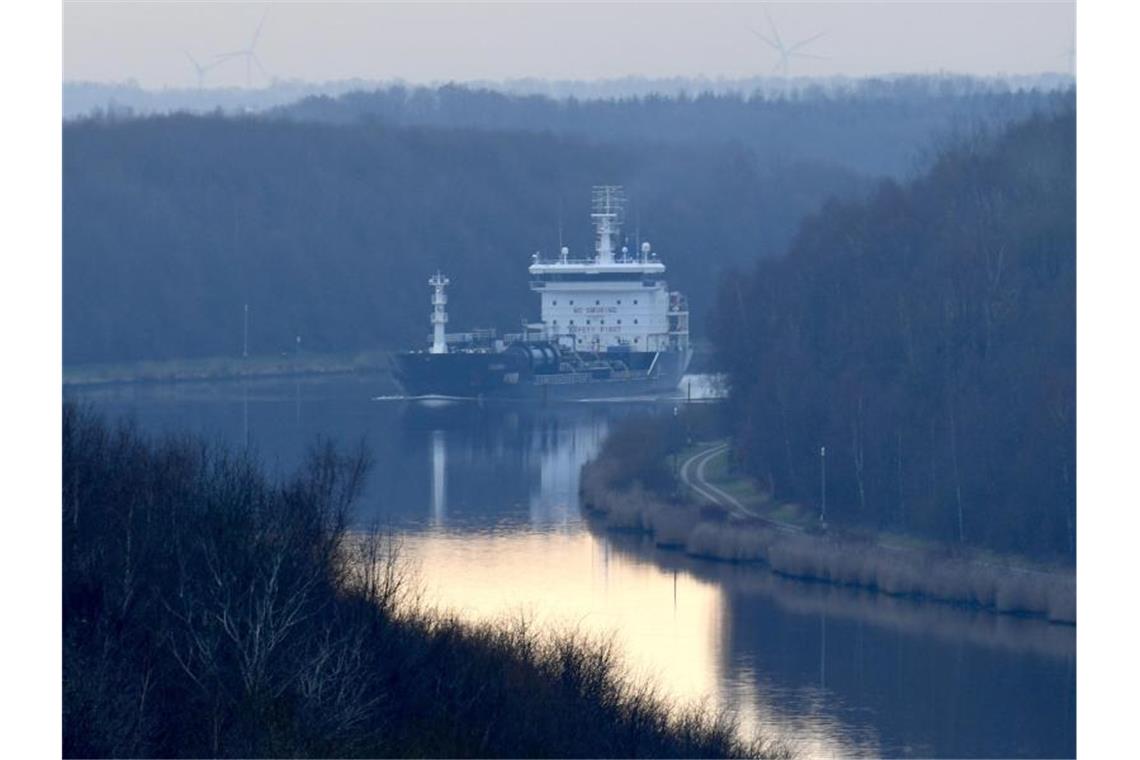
[63,79,378,120]
[63,114,866,365]
[275,78,1074,177]
[711,110,1075,559]
[64,73,1073,125]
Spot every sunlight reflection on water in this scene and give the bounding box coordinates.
[397,528,877,757]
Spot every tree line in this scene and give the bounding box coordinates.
[710,111,1075,560]
[64,112,866,364]
[276,79,1074,177]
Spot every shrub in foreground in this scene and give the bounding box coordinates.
[63,405,788,758]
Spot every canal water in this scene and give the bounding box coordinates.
[65,374,1076,758]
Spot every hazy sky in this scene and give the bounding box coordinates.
[64,1,1076,89]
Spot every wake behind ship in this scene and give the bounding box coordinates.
[393,186,692,401]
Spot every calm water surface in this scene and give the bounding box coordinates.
[66,374,1075,758]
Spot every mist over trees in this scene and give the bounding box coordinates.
[63,73,1073,126]
[63,82,1071,368]
[710,111,1075,560]
[276,79,1073,176]
[63,79,375,121]
[63,113,865,365]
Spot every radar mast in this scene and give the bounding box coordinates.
[591,185,626,264]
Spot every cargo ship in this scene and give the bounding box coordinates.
[392,186,692,401]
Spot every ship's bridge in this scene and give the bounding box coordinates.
[528,259,665,278]
[527,186,689,354]
[529,244,682,354]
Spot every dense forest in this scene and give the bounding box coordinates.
[63,113,866,364]
[277,79,1074,176]
[710,111,1075,560]
[63,82,1071,367]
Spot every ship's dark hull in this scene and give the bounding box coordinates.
[392,348,692,400]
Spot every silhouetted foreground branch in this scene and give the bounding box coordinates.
[63,405,789,758]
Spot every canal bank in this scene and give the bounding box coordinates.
[581,439,1075,624]
[62,349,397,388]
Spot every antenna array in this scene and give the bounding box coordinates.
[591,185,626,263]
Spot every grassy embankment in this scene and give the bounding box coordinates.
[63,405,789,758]
[62,349,393,387]
[580,414,1075,624]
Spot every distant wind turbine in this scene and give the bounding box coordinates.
[747,11,828,77]
[215,7,271,88]
[183,50,224,89]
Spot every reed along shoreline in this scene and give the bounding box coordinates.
[579,424,1075,625]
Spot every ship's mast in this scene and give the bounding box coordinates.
[429,271,449,354]
[591,185,626,264]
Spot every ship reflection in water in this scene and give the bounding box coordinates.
[431,429,446,526]
[67,375,1075,758]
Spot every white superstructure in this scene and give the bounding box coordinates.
[528,186,689,354]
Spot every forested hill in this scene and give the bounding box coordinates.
[275,79,1074,177]
[710,110,1075,560]
[63,114,866,365]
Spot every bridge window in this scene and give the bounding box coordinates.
[617,319,622,325]
[552,300,557,306]
[634,319,639,325]
[569,319,574,325]
[569,300,574,305]
[595,299,601,305]
[600,319,605,325]
[586,320,591,325]
[634,338,639,344]
[633,299,638,305]
[617,299,622,305]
